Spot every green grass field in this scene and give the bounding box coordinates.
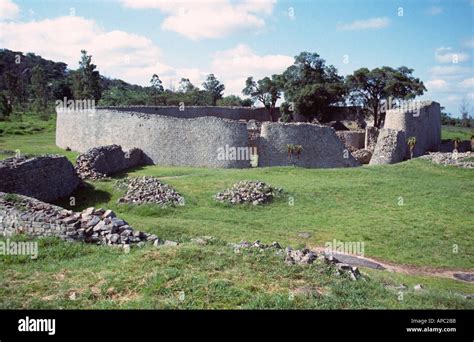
[0,118,473,309]
[441,125,474,140]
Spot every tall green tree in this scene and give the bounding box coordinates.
[242,74,284,121]
[72,50,102,102]
[149,74,164,105]
[31,65,49,110]
[202,74,225,105]
[3,70,23,107]
[178,78,196,93]
[282,52,346,121]
[346,66,426,127]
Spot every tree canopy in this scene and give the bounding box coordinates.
[346,66,426,127]
[281,52,346,121]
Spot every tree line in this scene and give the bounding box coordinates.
[1,48,430,127]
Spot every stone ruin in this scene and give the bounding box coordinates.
[0,192,174,248]
[0,155,80,202]
[55,101,444,169]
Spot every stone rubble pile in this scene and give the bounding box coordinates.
[230,240,362,281]
[214,180,283,205]
[352,149,372,164]
[419,152,474,168]
[116,176,185,206]
[75,145,145,180]
[0,192,176,248]
[60,207,162,246]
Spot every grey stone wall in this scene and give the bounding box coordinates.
[335,131,365,151]
[384,101,441,157]
[0,155,80,202]
[369,129,407,165]
[95,106,278,122]
[257,122,360,168]
[57,109,250,168]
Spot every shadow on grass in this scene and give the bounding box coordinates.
[53,184,112,211]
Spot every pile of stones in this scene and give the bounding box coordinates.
[60,207,162,246]
[117,176,184,206]
[352,149,372,164]
[214,180,283,205]
[75,145,144,180]
[0,192,176,248]
[230,240,362,281]
[419,152,474,169]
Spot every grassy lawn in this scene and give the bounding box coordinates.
[441,125,474,140]
[0,119,473,309]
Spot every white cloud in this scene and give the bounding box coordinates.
[336,17,390,31]
[0,16,195,86]
[427,6,443,15]
[0,0,19,20]
[426,79,448,90]
[121,0,276,40]
[459,77,474,88]
[210,44,293,95]
[435,47,469,63]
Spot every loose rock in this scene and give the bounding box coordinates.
[214,180,283,205]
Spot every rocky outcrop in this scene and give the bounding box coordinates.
[0,155,80,202]
[369,129,407,165]
[75,145,147,180]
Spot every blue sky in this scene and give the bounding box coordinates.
[1,0,473,116]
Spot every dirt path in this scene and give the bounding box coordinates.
[311,247,474,283]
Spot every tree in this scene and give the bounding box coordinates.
[72,50,102,102]
[31,65,49,111]
[242,74,284,121]
[0,92,12,118]
[149,74,165,105]
[202,74,225,105]
[178,78,196,93]
[150,74,164,93]
[282,52,346,121]
[346,66,425,127]
[3,70,23,107]
[217,95,251,107]
[460,98,471,127]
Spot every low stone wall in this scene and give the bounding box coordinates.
[0,155,80,202]
[336,131,365,151]
[0,192,162,246]
[57,109,250,168]
[257,122,360,168]
[369,129,407,165]
[384,101,441,157]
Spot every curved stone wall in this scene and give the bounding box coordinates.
[96,106,278,121]
[56,108,250,168]
[257,122,360,168]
